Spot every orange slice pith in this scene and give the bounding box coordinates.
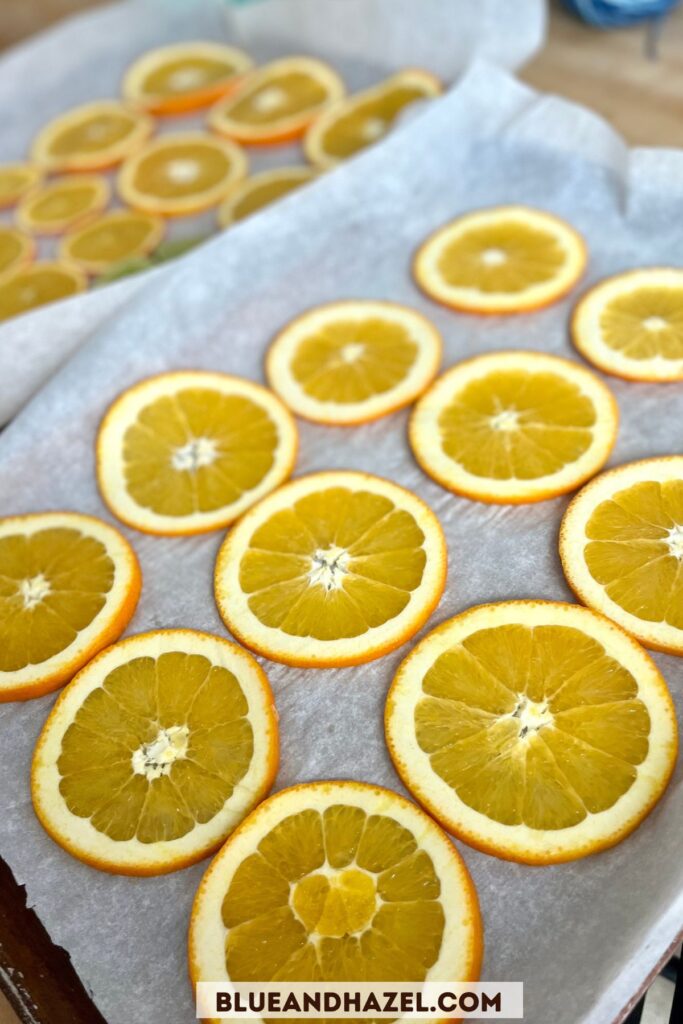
[17,174,110,236]
[59,209,164,274]
[31,628,278,875]
[560,456,683,655]
[409,350,619,504]
[97,371,298,537]
[0,511,140,702]
[214,470,447,668]
[122,41,253,115]
[305,69,442,170]
[117,131,248,216]
[572,267,683,382]
[385,600,678,865]
[218,166,317,227]
[0,261,87,322]
[31,101,153,172]
[208,57,345,145]
[189,779,482,1021]
[266,300,442,425]
[0,226,35,282]
[0,163,43,208]
[414,205,587,314]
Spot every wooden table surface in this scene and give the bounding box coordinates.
[1,3,682,1024]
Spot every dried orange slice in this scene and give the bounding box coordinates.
[305,69,442,169]
[0,511,140,702]
[0,226,34,282]
[17,175,110,236]
[31,101,153,172]
[215,470,446,667]
[385,600,677,864]
[97,371,297,536]
[0,261,86,322]
[122,42,253,115]
[0,163,43,208]
[266,300,442,425]
[217,166,317,227]
[32,629,278,874]
[414,206,587,314]
[208,57,345,145]
[189,780,482,1009]
[59,209,164,274]
[572,268,683,382]
[117,132,247,216]
[560,456,683,655]
[410,351,618,504]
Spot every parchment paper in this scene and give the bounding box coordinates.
[0,61,682,1024]
[0,0,546,426]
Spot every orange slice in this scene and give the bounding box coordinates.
[59,209,164,274]
[17,175,110,236]
[208,57,345,145]
[31,101,153,172]
[217,166,317,227]
[0,163,43,209]
[305,69,442,169]
[122,42,253,115]
[385,600,677,864]
[560,456,683,655]
[409,351,618,504]
[0,261,86,322]
[97,371,298,536]
[117,132,247,216]
[0,511,140,702]
[189,780,482,1014]
[31,629,278,874]
[572,268,683,382]
[0,226,34,282]
[214,470,446,667]
[414,206,587,314]
[266,300,442,425]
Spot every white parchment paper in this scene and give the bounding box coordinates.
[0,0,546,425]
[0,61,682,1024]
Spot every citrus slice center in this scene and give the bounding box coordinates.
[584,479,683,628]
[51,111,136,156]
[600,286,683,360]
[239,486,427,640]
[414,622,650,830]
[132,142,233,197]
[0,527,114,671]
[292,868,377,937]
[230,74,327,125]
[131,723,190,780]
[438,222,565,294]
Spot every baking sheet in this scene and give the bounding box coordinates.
[1,60,682,1024]
[0,0,546,426]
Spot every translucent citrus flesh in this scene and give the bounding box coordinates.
[24,182,101,227]
[290,318,418,403]
[0,266,81,320]
[0,166,38,205]
[66,216,157,265]
[584,480,683,629]
[239,487,426,639]
[438,370,596,480]
[122,388,278,517]
[142,56,240,98]
[57,651,253,843]
[0,230,26,274]
[48,111,138,158]
[0,527,114,670]
[414,624,650,830]
[436,222,567,294]
[224,73,328,126]
[130,142,235,198]
[221,806,444,981]
[319,84,433,160]
[230,172,313,221]
[599,286,683,361]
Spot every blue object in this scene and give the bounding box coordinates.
[562,0,678,27]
